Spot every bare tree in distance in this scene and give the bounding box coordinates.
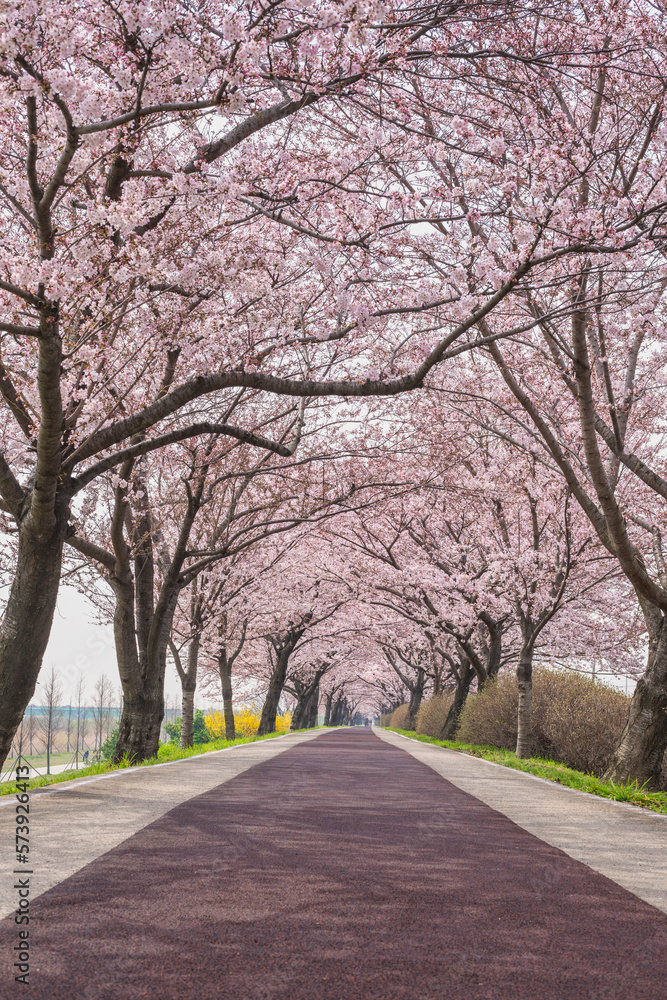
[73,674,86,767]
[35,667,63,775]
[91,674,112,754]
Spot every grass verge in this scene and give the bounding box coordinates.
[0,729,316,797]
[382,728,667,815]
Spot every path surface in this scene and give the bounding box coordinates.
[377,728,667,914]
[0,729,325,919]
[1,727,666,999]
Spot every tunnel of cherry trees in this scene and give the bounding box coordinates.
[1,0,667,791]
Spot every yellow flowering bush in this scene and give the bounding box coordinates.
[275,712,292,734]
[234,706,262,736]
[204,707,292,738]
[203,710,226,740]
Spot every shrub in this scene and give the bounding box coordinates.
[205,706,292,739]
[379,712,393,727]
[275,712,292,733]
[164,717,181,743]
[540,672,630,775]
[415,692,455,738]
[99,727,118,761]
[192,709,211,744]
[456,676,517,750]
[456,667,631,776]
[164,710,211,745]
[234,706,262,736]
[389,703,411,730]
[203,710,227,740]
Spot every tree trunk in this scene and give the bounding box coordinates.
[179,684,196,748]
[331,696,349,726]
[515,644,534,759]
[258,649,290,735]
[179,632,201,748]
[258,627,305,736]
[306,681,320,727]
[604,602,667,787]
[290,689,309,731]
[46,704,52,775]
[324,691,334,726]
[112,587,177,763]
[405,668,426,731]
[439,660,474,740]
[0,517,66,770]
[218,650,236,740]
[114,688,164,763]
[290,672,324,731]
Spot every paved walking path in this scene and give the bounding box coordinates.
[1,727,666,999]
[377,728,667,914]
[0,729,325,920]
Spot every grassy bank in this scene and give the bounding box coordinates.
[0,729,311,797]
[383,728,667,815]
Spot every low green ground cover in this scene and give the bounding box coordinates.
[3,751,75,770]
[0,729,299,796]
[383,728,667,815]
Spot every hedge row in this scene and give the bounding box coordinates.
[382,668,632,777]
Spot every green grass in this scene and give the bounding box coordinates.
[3,752,76,770]
[383,728,667,815]
[0,729,304,796]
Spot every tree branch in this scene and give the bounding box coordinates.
[66,533,115,570]
[0,322,41,337]
[0,453,24,518]
[71,413,305,490]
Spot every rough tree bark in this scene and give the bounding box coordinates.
[324,684,348,726]
[515,644,534,759]
[258,619,310,736]
[112,575,181,763]
[405,669,427,730]
[306,681,320,728]
[0,299,70,769]
[604,598,667,785]
[439,657,475,740]
[215,617,248,741]
[218,647,236,741]
[169,582,204,749]
[169,630,201,749]
[331,696,351,726]
[258,647,292,736]
[0,515,67,767]
[105,466,190,763]
[290,676,323,731]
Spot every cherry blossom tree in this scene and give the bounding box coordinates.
[4,0,652,770]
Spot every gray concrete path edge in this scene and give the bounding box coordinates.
[0,728,331,920]
[374,727,667,914]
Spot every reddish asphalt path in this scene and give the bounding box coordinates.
[2,727,666,999]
